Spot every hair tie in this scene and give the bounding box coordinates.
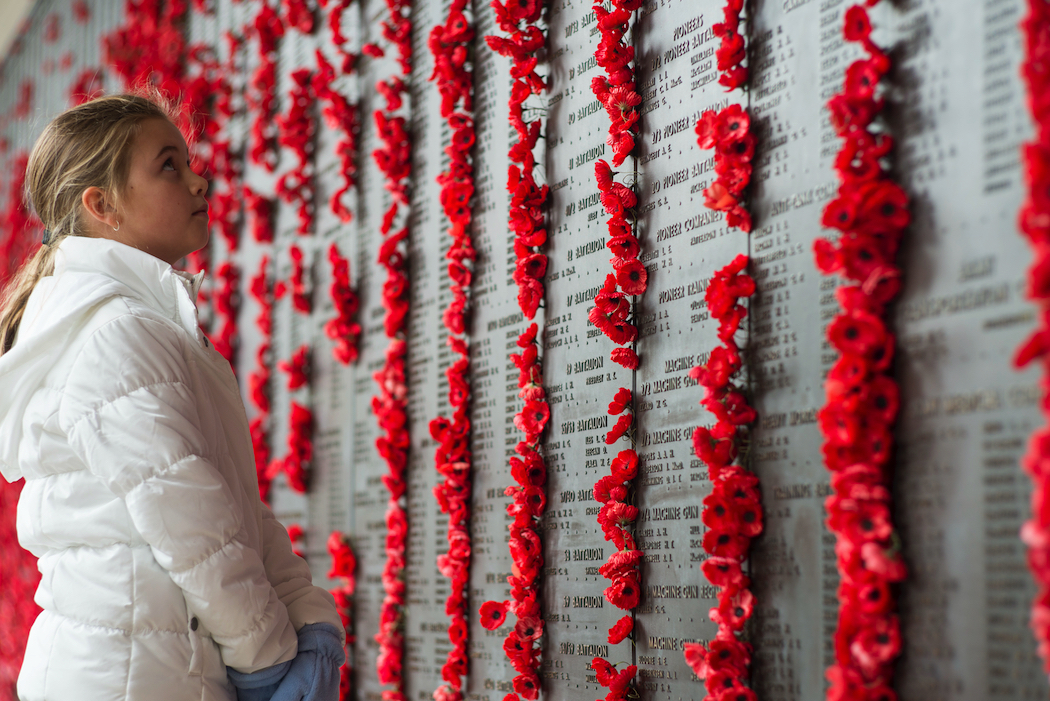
[41,229,52,245]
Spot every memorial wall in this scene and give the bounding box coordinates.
[0,0,1045,699]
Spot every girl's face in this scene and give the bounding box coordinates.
[112,118,210,266]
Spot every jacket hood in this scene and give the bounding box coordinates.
[0,237,206,482]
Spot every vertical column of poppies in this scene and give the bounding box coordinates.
[425,3,477,700]
[586,1,646,699]
[184,33,242,364]
[368,0,414,697]
[313,0,362,365]
[248,2,285,171]
[276,67,317,238]
[475,3,549,699]
[314,49,360,224]
[811,4,910,697]
[328,531,358,700]
[680,254,761,697]
[694,0,754,232]
[270,244,314,494]
[325,242,361,364]
[1014,0,1050,674]
[248,255,277,502]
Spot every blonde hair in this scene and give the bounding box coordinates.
[0,92,180,354]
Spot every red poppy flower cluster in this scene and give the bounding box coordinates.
[0,153,41,284]
[278,344,311,391]
[248,258,275,502]
[695,104,755,233]
[485,0,548,320]
[314,49,359,223]
[426,3,478,697]
[179,38,241,364]
[371,339,409,699]
[811,5,909,697]
[319,0,356,72]
[680,253,761,698]
[477,2,549,696]
[369,2,414,697]
[248,3,285,171]
[586,3,646,696]
[244,187,276,243]
[590,0,643,168]
[268,243,315,497]
[212,261,240,364]
[478,322,549,701]
[1014,0,1050,672]
[280,0,314,33]
[276,67,316,237]
[275,243,313,314]
[0,481,40,696]
[102,0,186,98]
[325,243,360,365]
[327,530,357,701]
[267,400,313,494]
[712,0,748,89]
[588,411,643,699]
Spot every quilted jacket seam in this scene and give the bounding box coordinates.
[66,380,190,435]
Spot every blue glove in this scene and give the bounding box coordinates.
[226,659,293,701]
[270,623,345,701]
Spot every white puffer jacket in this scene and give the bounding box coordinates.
[0,236,344,701]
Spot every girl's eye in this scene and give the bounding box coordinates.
[163,158,175,171]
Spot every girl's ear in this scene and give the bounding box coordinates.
[81,186,119,231]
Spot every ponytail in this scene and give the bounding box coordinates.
[0,240,61,354]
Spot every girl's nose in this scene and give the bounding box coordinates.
[190,171,209,196]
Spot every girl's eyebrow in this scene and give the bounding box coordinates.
[154,144,181,160]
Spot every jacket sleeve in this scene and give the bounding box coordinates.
[58,312,298,673]
[259,502,347,646]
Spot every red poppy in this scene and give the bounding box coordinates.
[614,258,648,295]
[711,588,755,632]
[608,387,632,415]
[611,347,640,369]
[605,413,633,444]
[716,32,746,71]
[843,6,872,41]
[514,400,550,437]
[610,449,638,481]
[703,528,750,559]
[605,573,641,610]
[599,549,643,580]
[607,615,633,644]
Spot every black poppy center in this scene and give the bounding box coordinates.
[743,510,756,523]
[717,534,731,545]
[714,505,727,517]
[845,326,859,339]
[868,588,882,601]
[874,395,888,409]
[876,633,890,645]
[860,518,874,532]
[734,607,745,617]
[881,202,896,216]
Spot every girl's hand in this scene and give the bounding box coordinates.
[270,623,344,701]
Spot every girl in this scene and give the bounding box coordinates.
[0,94,344,701]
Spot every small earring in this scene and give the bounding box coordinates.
[113,221,120,232]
